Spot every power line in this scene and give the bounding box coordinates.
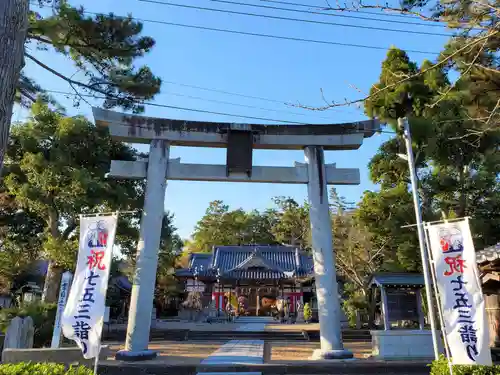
[46,89,388,129]
[125,18,439,54]
[29,1,362,110]
[162,82,360,117]
[163,91,358,119]
[212,0,448,27]
[46,89,306,124]
[139,0,450,37]
[260,0,436,20]
[30,2,439,54]
[164,80,290,105]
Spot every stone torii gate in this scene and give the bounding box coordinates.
[93,107,378,361]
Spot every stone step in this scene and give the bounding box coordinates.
[186,331,307,342]
[103,329,372,343]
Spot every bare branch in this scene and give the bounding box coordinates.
[320,0,494,27]
[486,98,500,126]
[428,38,489,108]
[466,63,500,75]
[292,30,498,111]
[319,0,446,22]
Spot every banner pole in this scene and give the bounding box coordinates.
[93,212,118,375]
[423,223,453,375]
[399,117,440,360]
[93,344,100,375]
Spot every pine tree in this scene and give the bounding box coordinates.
[0,0,161,176]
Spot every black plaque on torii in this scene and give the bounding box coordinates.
[226,123,253,177]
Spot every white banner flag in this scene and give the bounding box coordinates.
[427,219,492,365]
[62,214,118,359]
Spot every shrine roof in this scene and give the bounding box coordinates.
[175,245,314,280]
[476,243,500,264]
[369,273,425,288]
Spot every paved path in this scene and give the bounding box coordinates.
[235,324,267,332]
[200,340,264,365]
[197,319,269,375]
[235,317,272,332]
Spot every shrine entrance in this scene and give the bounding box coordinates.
[93,107,378,361]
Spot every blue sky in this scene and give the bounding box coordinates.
[17,0,452,239]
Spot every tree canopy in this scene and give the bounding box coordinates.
[317,0,499,135]
[184,197,314,253]
[0,188,45,294]
[0,0,161,172]
[2,102,181,302]
[359,46,500,256]
[25,1,161,112]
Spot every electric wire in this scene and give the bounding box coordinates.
[29,1,438,124]
[46,89,398,133]
[162,91,359,119]
[30,2,440,54]
[259,0,437,20]
[47,89,312,124]
[163,80,292,105]
[31,0,365,108]
[210,0,448,27]
[139,0,450,37]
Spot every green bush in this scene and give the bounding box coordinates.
[303,302,312,322]
[0,301,57,348]
[0,362,92,375]
[430,355,500,375]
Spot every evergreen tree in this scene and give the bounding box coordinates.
[3,102,175,302]
[0,0,161,173]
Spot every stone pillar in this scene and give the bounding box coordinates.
[118,140,169,361]
[380,287,390,331]
[416,289,425,330]
[304,146,352,360]
[256,288,261,316]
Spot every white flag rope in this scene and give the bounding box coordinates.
[426,218,492,366]
[62,213,118,369]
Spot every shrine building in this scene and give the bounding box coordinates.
[175,245,330,316]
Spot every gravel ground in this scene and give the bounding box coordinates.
[106,340,226,364]
[269,341,372,362]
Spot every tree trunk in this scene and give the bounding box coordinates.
[0,0,28,173]
[42,208,62,303]
[42,261,62,303]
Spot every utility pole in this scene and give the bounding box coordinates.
[0,0,29,173]
[398,117,440,359]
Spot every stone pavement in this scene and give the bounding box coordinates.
[200,340,264,365]
[196,318,269,375]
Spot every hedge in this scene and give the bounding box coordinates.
[431,355,500,375]
[0,363,93,375]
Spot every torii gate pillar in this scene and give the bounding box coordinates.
[305,146,353,359]
[116,139,169,361]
